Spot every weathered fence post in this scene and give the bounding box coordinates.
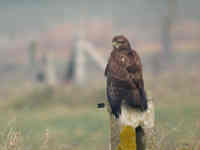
[107,98,156,150]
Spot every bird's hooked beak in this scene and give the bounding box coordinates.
[112,41,120,49]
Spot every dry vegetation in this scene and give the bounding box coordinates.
[0,70,200,150]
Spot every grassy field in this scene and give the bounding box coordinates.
[0,71,200,150]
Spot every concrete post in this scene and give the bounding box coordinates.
[107,98,156,150]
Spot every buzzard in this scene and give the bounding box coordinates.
[105,35,147,118]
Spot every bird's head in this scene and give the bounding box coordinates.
[112,35,131,50]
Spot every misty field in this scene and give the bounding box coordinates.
[0,0,200,149]
[0,72,200,150]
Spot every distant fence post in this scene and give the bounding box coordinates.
[45,52,57,86]
[107,98,156,150]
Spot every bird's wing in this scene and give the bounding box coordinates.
[126,50,144,89]
[125,50,147,110]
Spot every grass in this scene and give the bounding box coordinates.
[0,71,200,150]
[0,85,109,150]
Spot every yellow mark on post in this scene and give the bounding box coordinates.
[117,125,137,150]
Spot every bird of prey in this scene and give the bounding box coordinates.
[105,35,147,118]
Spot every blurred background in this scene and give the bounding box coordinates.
[0,0,200,150]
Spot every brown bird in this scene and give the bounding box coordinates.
[105,35,147,118]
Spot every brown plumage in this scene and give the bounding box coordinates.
[105,35,147,118]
